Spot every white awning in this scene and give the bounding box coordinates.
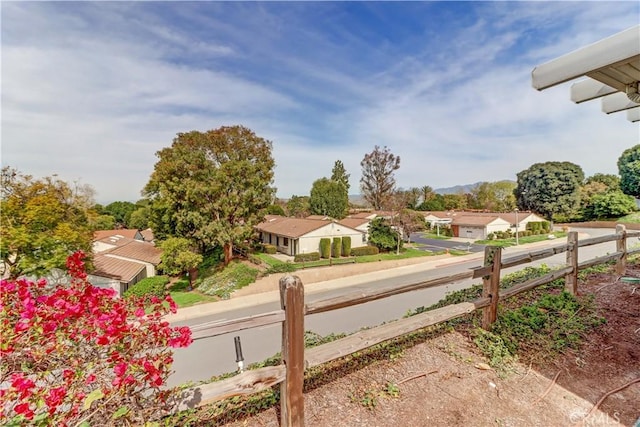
[532,25,640,122]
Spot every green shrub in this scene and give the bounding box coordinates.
[342,236,352,257]
[332,237,342,258]
[487,232,495,240]
[263,244,277,254]
[197,262,260,299]
[352,245,380,256]
[265,262,297,274]
[124,276,169,299]
[320,238,331,259]
[294,252,320,262]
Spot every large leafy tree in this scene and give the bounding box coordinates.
[368,217,402,252]
[144,125,276,265]
[0,167,94,278]
[584,191,636,219]
[309,178,349,219]
[103,201,136,228]
[618,144,640,198]
[585,173,620,192]
[360,145,400,210]
[286,195,311,218]
[514,161,584,221]
[159,237,203,277]
[469,181,516,211]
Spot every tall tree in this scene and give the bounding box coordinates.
[330,160,351,193]
[420,185,435,205]
[585,173,620,192]
[360,145,400,210]
[286,195,311,218]
[618,144,640,198]
[103,201,136,228]
[144,125,276,265]
[515,161,584,221]
[469,181,516,211]
[159,237,203,277]
[0,167,94,278]
[309,178,349,219]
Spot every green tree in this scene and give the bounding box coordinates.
[90,214,116,230]
[360,145,400,210]
[515,161,585,221]
[144,125,276,265]
[266,204,286,216]
[330,160,351,193]
[618,144,640,198]
[0,167,94,278]
[585,173,620,192]
[367,217,401,252]
[420,185,435,206]
[309,177,349,219]
[469,181,516,211]
[128,206,152,230]
[286,195,311,218]
[586,191,637,219]
[159,237,203,277]
[103,201,136,228]
[442,193,467,210]
[417,193,445,211]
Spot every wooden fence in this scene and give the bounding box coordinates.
[173,225,640,426]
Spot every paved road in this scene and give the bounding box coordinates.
[410,233,485,253]
[168,228,631,386]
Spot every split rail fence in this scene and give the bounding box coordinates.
[173,225,640,426]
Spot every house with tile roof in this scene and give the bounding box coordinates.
[255,215,367,256]
[90,231,163,295]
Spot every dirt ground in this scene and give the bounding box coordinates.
[217,261,640,427]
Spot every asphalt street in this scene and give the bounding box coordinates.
[168,228,631,386]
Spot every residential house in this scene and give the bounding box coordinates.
[255,215,367,256]
[90,230,163,296]
[451,215,511,240]
[420,211,547,239]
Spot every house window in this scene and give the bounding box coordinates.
[276,236,279,246]
[283,237,289,246]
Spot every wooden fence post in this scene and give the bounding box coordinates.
[616,224,627,276]
[482,246,501,330]
[565,231,579,295]
[279,276,305,427]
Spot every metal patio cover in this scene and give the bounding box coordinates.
[531,25,640,123]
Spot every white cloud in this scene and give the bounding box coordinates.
[2,2,638,204]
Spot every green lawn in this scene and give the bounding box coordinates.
[476,231,567,248]
[168,278,217,308]
[417,232,451,240]
[617,212,640,223]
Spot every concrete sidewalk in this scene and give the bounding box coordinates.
[165,237,571,323]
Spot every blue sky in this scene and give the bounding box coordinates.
[2,2,639,204]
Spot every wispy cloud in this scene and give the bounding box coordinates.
[2,2,638,203]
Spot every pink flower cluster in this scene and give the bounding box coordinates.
[0,251,193,425]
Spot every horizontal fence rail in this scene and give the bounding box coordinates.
[305,270,474,315]
[191,310,285,340]
[176,224,639,426]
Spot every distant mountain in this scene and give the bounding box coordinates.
[434,182,483,195]
[435,180,516,195]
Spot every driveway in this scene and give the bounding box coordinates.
[409,232,486,253]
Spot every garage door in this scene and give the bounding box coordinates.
[459,227,484,240]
